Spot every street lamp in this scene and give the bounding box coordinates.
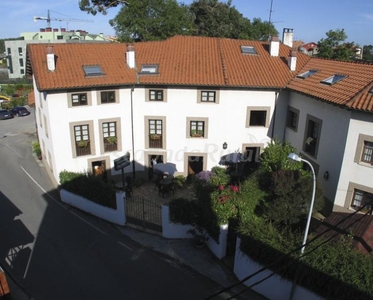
[287,153,316,255]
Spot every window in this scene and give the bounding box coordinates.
[83,65,104,76]
[361,141,373,164]
[286,106,299,131]
[303,115,322,158]
[241,45,257,55]
[19,58,24,67]
[190,121,205,137]
[250,111,266,126]
[201,91,216,102]
[101,91,115,103]
[321,74,347,85]
[149,119,163,148]
[20,69,24,75]
[71,93,87,106]
[74,124,91,156]
[351,189,373,211]
[149,90,163,101]
[103,122,117,152]
[297,70,318,79]
[7,48,11,55]
[18,47,22,56]
[140,64,158,74]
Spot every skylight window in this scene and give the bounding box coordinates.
[140,64,158,74]
[369,87,373,95]
[297,70,318,79]
[83,65,104,76]
[241,46,257,55]
[320,74,347,85]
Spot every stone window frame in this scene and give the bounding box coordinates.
[186,117,209,138]
[97,89,119,105]
[302,114,322,159]
[69,120,95,158]
[344,182,373,211]
[286,106,299,132]
[98,117,122,154]
[197,88,220,104]
[245,106,271,128]
[144,116,166,149]
[145,88,167,102]
[67,91,92,108]
[354,134,373,167]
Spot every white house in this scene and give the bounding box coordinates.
[26,34,373,214]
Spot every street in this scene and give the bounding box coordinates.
[0,107,225,299]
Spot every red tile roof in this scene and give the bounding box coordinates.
[287,58,373,112]
[316,212,373,254]
[27,35,310,92]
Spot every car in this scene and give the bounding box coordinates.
[0,109,14,120]
[10,106,30,117]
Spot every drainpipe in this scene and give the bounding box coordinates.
[271,90,280,140]
[131,85,136,178]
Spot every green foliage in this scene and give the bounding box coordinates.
[32,141,41,158]
[208,166,230,187]
[317,29,356,61]
[173,175,186,188]
[59,170,117,208]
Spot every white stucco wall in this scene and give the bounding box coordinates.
[334,111,373,208]
[286,93,351,203]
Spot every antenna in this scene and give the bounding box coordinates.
[34,9,93,28]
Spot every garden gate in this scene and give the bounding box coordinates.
[126,196,162,232]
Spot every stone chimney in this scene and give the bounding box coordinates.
[270,36,280,57]
[126,44,135,69]
[46,46,55,72]
[288,50,297,71]
[282,28,294,48]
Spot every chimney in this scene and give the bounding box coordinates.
[282,28,294,48]
[270,36,280,56]
[46,46,55,72]
[126,44,135,69]
[288,50,297,71]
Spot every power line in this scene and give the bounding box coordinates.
[205,205,372,299]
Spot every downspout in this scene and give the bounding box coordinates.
[131,85,136,178]
[271,90,280,140]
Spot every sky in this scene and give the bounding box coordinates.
[1,0,373,46]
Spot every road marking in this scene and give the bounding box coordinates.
[20,165,108,236]
[118,241,133,251]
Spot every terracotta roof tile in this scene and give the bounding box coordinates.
[27,36,310,91]
[287,58,373,111]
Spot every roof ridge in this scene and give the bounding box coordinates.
[218,39,229,85]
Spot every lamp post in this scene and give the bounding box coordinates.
[287,153,316,255]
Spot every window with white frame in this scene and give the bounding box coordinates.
[201,91,216,102]
[303,115,322,158]
[190,121,205,137]
[102,121,117,151]
[361,141,373,164]
[149,90,163,101]
[100,91,115,103]
[74,124,91,156]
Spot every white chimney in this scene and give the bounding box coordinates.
[126,44,135,69]
[46,46,55,72]
[282,28,294,48]
[288,50,297,71]
[270,36,280,57]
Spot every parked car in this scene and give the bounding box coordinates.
[0,109,14,120]
[10,106,30,117]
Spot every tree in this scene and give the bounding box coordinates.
[109,0,193,42]
[317,29,356,61]
[79,0,129,15]
[362,45,373,61]
[189,0,277,40]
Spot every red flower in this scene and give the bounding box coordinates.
[218,185,224,191]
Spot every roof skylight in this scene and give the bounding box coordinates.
[83,65,104,76]
[297,69,318,79]
[320,74,347,85]
[140,64,159,74]
[241,46,257,55]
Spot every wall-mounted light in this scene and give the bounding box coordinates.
[323,171,329,180]
[223,142,227,150]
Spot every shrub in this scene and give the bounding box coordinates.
[173,175,186,188]
[169,198,197,224]
[32,141,41,159]
[59,170,117,209]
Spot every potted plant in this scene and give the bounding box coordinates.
[190,130,204,137]
[77,140,88,148]
[187,225,209,248]
[106,136,117,144]
[150,134,161,140]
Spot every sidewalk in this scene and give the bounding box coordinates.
[117,225,268,300]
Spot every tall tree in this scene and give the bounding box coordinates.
[109,0,192,42]
[317,29,356,61]
[79,0,129,15]
[362,45,373,61]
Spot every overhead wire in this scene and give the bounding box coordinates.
[205,205,372,300]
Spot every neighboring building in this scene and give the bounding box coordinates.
[5,28,108,79]
[26,33,373,216]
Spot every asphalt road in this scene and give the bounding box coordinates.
[0,107,226,300]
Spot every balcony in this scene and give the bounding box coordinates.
[149,134,163,148]
[104,143,118,152]
[76,141,91,156]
